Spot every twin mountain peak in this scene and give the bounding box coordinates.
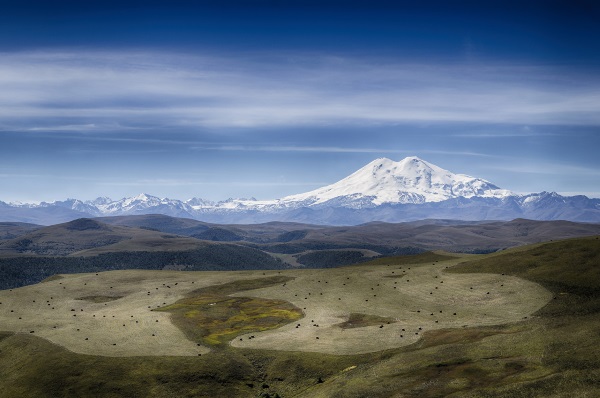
[281,156,512,206]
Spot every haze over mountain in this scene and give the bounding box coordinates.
[1,157,598,225]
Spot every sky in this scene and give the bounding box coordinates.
[1,0,599,203]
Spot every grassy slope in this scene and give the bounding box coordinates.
[307,236,600,397]
[0,238,598,397]
[0,331,367,398]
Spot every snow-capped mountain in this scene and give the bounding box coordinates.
[1,157,598,225]
[95,193,196,218]
[280,156,512,207]
[40,198,102,216]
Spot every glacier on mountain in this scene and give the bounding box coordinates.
[280,156,512,207]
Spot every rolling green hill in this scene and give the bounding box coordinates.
[0,218,207,256]
[0,219,287,289]
[96,215,600,252]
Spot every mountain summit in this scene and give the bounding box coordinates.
[280,156,512,207]
[1,156,598,225]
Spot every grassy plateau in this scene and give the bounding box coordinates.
[0,235,598,397]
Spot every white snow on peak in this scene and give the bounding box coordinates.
[86,197,113,206]
[121,193,158,206]
[280,156,513,206]
[96,193,164,214]
[132,193,155,201]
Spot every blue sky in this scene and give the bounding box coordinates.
[1,0,599,202]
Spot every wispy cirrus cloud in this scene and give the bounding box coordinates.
[190,144,494,158]
[191,145,404,153]
[1,50,599,132]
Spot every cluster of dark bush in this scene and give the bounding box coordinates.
[295,250,366,268]
[192,227,244,242]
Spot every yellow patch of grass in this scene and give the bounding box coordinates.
[156,276,303,346]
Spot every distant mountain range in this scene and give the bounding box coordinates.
[2,156,599,225]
